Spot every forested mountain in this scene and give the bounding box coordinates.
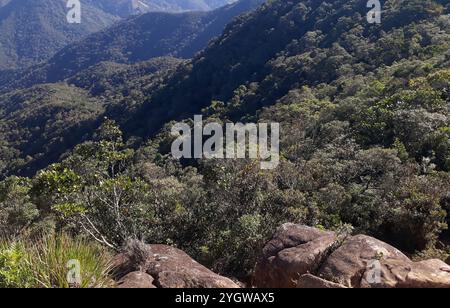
[0,0,263,92]
[0,0,450,283]
[124,0,450,136]
[0,57,182,176]
[0,0,236,71]
[0,0,120,70]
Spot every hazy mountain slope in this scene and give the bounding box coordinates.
[205,0,237,9]
[0,0,236,71]
[89,0,237,17]
[0,0,120,70]
[0,0,10,8]
[0,0,263,92]
[52,0,262,68]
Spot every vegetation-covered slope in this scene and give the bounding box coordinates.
[0,0,238,71]
[128,0,449,135]
[0,84,104,176]
[0,0,120,70]
[0,57,182,177]
[0,0,263,92]
[110,0,450,258]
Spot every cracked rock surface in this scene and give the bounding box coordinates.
[253,224,450,288]
[112,242,240,288]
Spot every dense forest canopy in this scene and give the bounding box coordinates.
[0,0,449,282]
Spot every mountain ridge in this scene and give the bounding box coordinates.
[0,0,120,70]
[0,0,264,92]
[0,0,237,70]
[87,0,238,16]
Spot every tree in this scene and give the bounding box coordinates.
[33,120,149,249]
[0,177,39,237]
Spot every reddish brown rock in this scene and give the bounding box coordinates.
[145,244,239,288]
[318,235,450,288]
[318,234,410,287]
[255,225,450,289]
[371,259,450,288]
[117,271,156,288]
[253,224,337,288]
[112,241,239,288]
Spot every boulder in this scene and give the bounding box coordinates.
[394,259,450,288]
[112,242,239,288]
[318,234,410,287]
[117,271,156,288]
[319,235,450,288]
[253,223,337,288]
[145,245,239,288]
[259,223,336,258]
[255,224,450,288]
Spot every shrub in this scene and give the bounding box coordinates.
[0,177,39,237]
[0,234,114,288]
[0,241,33,288]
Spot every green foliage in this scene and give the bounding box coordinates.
[0,234,113,288]
[27,233,114,288]
[0,177,39,237]
[383,175,448,251]
[0,241,33,288]
[393,138,409,162]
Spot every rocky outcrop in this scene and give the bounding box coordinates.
[112,241,239,288]
[253,224,337,288]
[319,234,410,287]
[319,235,450,288]
[254,224,450,288]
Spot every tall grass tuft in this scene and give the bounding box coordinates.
[0,234,115,288]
